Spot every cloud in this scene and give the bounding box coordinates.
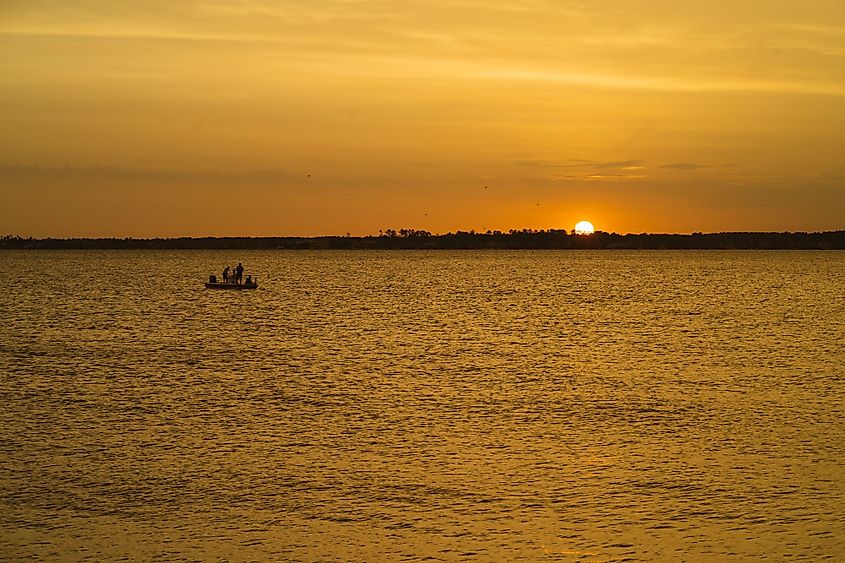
[660,162,709,170]
[0,164,300,184]
[514,159,593,169]
[479,68,845,97]
[6,3,845,99]
[515,159,647,170]
[516,159,650,183]
[585,173,646,181]
[593,160,644,170]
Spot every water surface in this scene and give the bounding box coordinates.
[1,251,843,560]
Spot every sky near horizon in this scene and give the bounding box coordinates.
[1,1,844,237]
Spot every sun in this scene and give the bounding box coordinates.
[574,220,595,235]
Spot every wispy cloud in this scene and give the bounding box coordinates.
[593,160,644,170]
[5,2,845,97]
[515,159,644,170]
[0,164,301,184]
[660,162,710,170]
[480,68,845,96]
[585,174,646,182]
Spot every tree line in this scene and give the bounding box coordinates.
[2,230,844,250]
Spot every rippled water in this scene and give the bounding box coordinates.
[1,250,843,561]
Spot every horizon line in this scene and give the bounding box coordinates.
[4,229,845,240]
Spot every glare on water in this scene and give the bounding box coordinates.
[1,250,843,561]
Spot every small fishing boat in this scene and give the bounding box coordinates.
[205,274,258,290]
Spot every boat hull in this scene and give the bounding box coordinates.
[204,282,258,290]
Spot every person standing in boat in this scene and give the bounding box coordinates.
[222,266,230,283]
[235,263,244,284]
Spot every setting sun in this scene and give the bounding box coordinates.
[575,221,595,235]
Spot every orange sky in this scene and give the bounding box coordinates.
[1,1,844,237]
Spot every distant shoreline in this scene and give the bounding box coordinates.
[3,230,844,250]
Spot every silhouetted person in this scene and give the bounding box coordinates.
[236,263,244,284]
[245,274,251,285]
[222,266,230,283]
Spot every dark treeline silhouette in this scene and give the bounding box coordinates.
[2,230,844,250]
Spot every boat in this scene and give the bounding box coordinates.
[204,274,258,290]
[205,281,258,290]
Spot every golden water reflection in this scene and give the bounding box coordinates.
[0,251,843,560]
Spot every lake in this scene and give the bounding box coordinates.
[1,250,843,561]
